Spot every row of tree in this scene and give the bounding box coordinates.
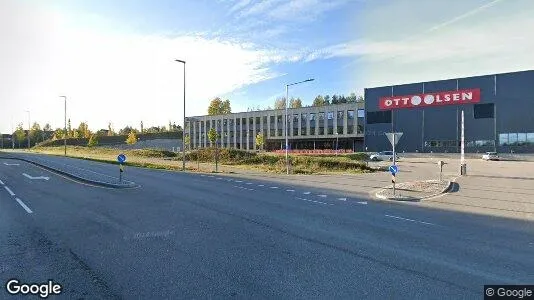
[207,92,363,115]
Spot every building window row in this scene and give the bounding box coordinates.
[499,133,534,146]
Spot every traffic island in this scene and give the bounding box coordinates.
[375,179,452,201]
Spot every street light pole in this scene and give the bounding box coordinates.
[24,110,30,150]
[284,78,314,175]
[60,96,67,156]
[175,59,186,171]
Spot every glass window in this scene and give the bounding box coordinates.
[347,110,355,119]
[357,109,365,118]
[293,114,299,122]
[301,114,307,122]
[328,126,333,134]
[256,117,261,124]
[277,115,282,123]
[319,127,324,135]
[236,119,240,125]
[518,133,527,145]
[310,127,315,135]
[337,126,343,134]
[270,116,275,123]
[310,113,315,121]
[327,112,333,120]
[499,133,508,146]
[508,133,518,145]
[337,111,344,120]
[301,128,307,135]
[249,117,253,125]
[319,112,325,120]
[347,125,354,134]
[527,133,534,143]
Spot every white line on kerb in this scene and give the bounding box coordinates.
[15,198,33,214]
[4,186,15,196]
[384,214,435,226]
[0,179,4,185]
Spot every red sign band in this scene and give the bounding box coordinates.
[379,89,481,110]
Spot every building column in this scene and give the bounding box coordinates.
[333,109,338,135]
[203,118,208,147]
[316,108,320,138]
[274,113,278,137]
[298,113,302,136]
[260,115,264,150]
[233,117,237,149]
[252,114,256,150]
[343,108,348,135]
[306,111,311,137]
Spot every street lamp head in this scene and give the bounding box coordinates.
[175,59,186,64]
[306,78,314,82]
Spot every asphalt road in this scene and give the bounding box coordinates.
[1,154,533,299]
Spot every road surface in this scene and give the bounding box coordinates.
[1,155,533,299]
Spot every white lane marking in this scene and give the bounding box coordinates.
[303,192,311,195]
[15,198,33,214]
[227,179,233,181]
[317,194,327,198]
[200,174,206,177]
[0,179,4,185]
[384,214,435,226]
[246,182,253,185]
[357,201,368,205]
[4,186,15,196]
[270,186,278,189]
[216,177,222,180]
[286,189,295,192]
[337,197,347,201]
[248,188,254,191]
[296,197,333,206]
[235,180,243,183]
[208,175,215,178]
[258,184,264,187]
[3,163,19,166]
[23,173,49,180]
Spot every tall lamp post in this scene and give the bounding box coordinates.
[335,131,339,156]
[175,59,186,171]
[285,78,314,175]
[24,110,30,150]
[60,96,67,156]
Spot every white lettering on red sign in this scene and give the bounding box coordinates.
[379,89,481,110]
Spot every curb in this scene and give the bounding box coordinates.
[1,155,136,189]
[374,180,453,201]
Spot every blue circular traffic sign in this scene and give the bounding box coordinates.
[117,154,126,163]
[389,165,398,174]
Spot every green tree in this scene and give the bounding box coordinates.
[87,134,98,147]
[289,97,303,108]
[67,118,72,137]
[331,94,339,104]
[29,122,42,144]
[313,95,325,107]
[77,122,91,138]
[324,95,331,105]
[274,97,286,109]
[356,95,364,102]
[184,135,191,150]
[255,132,265,150]
[126,131,137,145]
[14,123,26,148]
[347,92,358,103]
[208,97,232,115]
[207,128,220,172]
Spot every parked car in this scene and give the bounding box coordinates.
[369,151,399,161]
[482,152,499,161]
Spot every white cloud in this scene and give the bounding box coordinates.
[0,1,297,132]
[234,0,351,22]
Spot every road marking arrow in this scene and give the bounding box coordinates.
[23,173,49,180]
[3,163,20,166]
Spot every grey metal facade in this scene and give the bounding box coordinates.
[185,103,365,151]
[364,70,534,153]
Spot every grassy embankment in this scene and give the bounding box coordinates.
[30,146,374,174]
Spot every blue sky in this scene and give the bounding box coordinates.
[1,0,533,133]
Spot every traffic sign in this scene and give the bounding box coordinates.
[385,132,403,147]
[389,165,398,174]
[117,154,126,163]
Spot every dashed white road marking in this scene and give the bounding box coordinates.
[303,192,311,195]
[3,162,19,166]
[296,197,333,206]
[235,180,243,183]
[4,186,15,196]
[337,197,347,201]
[0,179,4,185]
[15,198,32,214]
[208,175,215,178]
[317,194,327,198]
[200,174,206,177]
[270,186,278,189]
[384,214,435,226]
[246,182,253,185]
[357,201,368,205]
[286,189,295,192]
[216,177,222,180]
[258,184,264,187]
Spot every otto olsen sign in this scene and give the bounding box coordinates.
[379,88,481,110]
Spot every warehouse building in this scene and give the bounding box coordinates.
[185,102,365,151]
[364,70,534,153]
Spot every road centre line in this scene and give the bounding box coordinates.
[4,186,15,196]
[15,198,33,214]
[384,214,435,226]
[303,192,311,195]
[258,184,264,187]
[317,194,327,198]
[296,197,333,206]
[270,186,278,189]
[337,197,347,201]
[286,189,295,192]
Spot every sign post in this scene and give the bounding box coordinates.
[117,154,126,183]
[460,110,467,175]
[437,160,445,181]
[385,132,403,197]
